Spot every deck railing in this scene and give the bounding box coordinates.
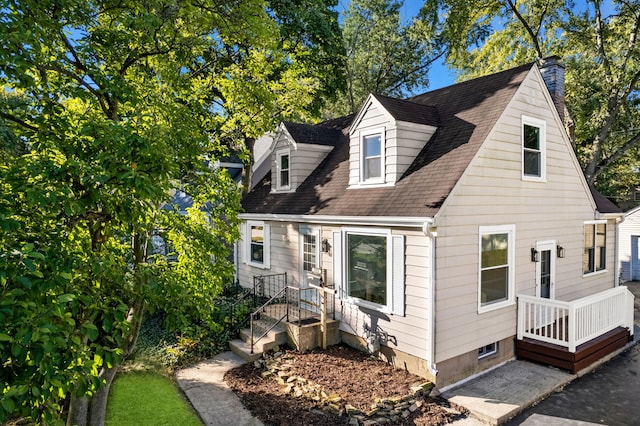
[517,286,635,352]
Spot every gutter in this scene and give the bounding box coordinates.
[239,213,432,228]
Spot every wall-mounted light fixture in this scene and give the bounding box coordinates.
[322,238,331,253]
[531,248,540,262]
[557,245,565,258]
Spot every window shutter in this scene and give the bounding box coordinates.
[333,231,343,299]
[263,223,271,269]
[391,235,405,316]
[241,222,248,264]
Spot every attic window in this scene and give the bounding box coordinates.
[276,150,290,190]
[360,128,385,183]
[522,116,546,181]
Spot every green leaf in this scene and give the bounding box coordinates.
[0,333,12,342]
[1,397,15,413]
[81,322,99,341]
[57,294,76,304]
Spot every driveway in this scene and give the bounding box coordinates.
[506,281,640,425]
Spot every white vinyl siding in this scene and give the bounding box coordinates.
[433,68,616,363]
[270,135,332,193]
[619,208,640,281]
[349,99,437,187]
[237,223,431,362]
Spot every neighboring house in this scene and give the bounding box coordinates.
[237,57,635,389]
[619,205,640,282]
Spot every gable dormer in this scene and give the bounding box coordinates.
[348,94,439,187]
[270,122,338,193]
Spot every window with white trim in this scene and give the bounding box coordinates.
[276,150,290,190]
[246,221,270,269]
[583,221,606,274]
[300,225,320,284]
[479,225,515,312]
[478,342,498,359]
[522,116,546,181]
[334,228,404,315]
[360,128,385,183]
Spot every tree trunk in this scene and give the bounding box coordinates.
[88,364,119,426]
[66,394,89,426]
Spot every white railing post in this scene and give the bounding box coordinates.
[517,297,524,341]
[625,287,635,338]
[568,302,576,353]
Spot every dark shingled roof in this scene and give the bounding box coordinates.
[590,187,622,214]
[282,121,343,146]
[372,93,439,127]
[243,63,534,217]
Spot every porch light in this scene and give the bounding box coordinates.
[531,248,540,262]
[322,238,331,253]
[557,245,565,258]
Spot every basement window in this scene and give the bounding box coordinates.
[478,342,498,359]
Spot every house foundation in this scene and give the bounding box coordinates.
[435,336,515,389]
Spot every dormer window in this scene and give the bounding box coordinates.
[276,150,290,190]
[360,128,385,183]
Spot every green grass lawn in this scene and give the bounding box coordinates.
[105,371,203,426]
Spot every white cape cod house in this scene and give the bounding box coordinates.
[236,58,635,388]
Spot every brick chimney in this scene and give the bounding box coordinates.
[538,56,565,124]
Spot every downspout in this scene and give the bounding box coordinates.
[422,219,438,379]
[615,215,625,287]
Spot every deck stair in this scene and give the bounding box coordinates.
[229,315,288,362]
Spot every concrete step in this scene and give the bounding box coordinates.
[230,320,288,362]
[239,321,287,346]
[229,338,264,363]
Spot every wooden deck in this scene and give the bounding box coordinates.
[515,326,632,373]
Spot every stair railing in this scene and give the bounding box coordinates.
[250,285,288,354]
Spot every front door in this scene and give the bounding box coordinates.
[536,240,555,299]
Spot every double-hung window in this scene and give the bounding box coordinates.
[333,227,404,315]
[522,116,546,181]
[276,150,290,190]
[583,221,606,274]
[360,128,385,183]
[246,221,270,268]
[478,225,515,312]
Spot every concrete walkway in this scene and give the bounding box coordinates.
[176,351,263,426]
[176,334,638,426]
[443,331,639,425]
[177,282,640,426]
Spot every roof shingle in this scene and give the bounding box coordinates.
[243,63,534,217]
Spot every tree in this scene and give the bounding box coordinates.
[421,0,640,197]
[326,0,444,116]
[0,0,344,424]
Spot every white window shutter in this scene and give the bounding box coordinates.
[241,222,248,264]
[333,231,343,299]
[263,223,271,269]
[392,235,405,316]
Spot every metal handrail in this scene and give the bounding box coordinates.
[250,286,288,354]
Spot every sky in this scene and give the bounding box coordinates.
[334,0,619,92]
[334,0,461,91]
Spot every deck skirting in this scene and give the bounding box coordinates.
[515,326,631,373]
